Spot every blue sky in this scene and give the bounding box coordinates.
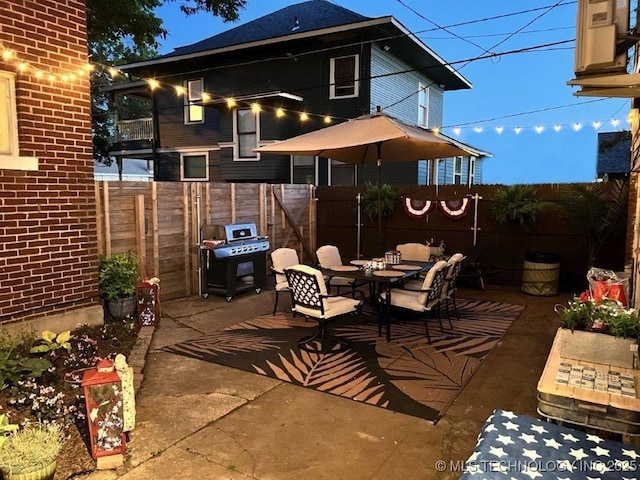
[154,0,631,185]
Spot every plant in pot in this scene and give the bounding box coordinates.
[99,252,140,321]
[492,185,557,295]
[361,182,400,251]
[0,422,64,480]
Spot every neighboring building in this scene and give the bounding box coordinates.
[597,131,631,181]
[109,0,488,187]
[94,159,154,182]
[0,1,101,328]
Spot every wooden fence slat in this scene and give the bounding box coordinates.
[134,194,147,278]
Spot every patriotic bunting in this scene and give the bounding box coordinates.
[403,197,471,220]
[402,197,434,219]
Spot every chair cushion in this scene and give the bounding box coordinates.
[296,295,360,319]
[316,245,343,268]
[418,260,448,304]
[396,243,430,262]
[288,264,328,296]
[271,248,300,287]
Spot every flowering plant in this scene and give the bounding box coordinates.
[557,290,640,339]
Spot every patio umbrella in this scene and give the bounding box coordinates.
[255,110,488,249]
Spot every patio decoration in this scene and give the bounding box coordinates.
[135,277,160,327]
[81,359,127,460]
[439,198,471,219]
[402,196,434,219]
[163,298,524,423]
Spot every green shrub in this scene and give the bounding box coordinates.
[99,252,140,301]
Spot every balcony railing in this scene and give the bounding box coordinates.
[115,118,154,142]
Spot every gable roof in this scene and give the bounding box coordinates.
[120,0,471,91]
[596,131,631,175]
[167,0,368,57]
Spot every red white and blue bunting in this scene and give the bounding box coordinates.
[439,198,471,220]
[402,197,435,219]
[403,197,471,220]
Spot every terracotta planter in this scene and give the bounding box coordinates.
[2,460,56,480]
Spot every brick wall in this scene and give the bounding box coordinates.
[0,1,98,325]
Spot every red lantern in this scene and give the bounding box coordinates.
[136,280,160,326]
[81,359,126,459]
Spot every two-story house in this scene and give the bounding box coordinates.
[108,0,488,186]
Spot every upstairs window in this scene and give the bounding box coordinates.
[418,82,429,127]
[329,159,355,186]
[235,108,259,160]
[185,79,204,124]
[330,55,359,99]
[453,156,463,185]
[468,157,476,187]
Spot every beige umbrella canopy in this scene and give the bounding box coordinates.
[255,110,489,248]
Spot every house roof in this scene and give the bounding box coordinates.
[596,131,631,175]
[167,0,368,56]
[119,0,471,91]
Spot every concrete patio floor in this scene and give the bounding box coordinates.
[86,284,571,480]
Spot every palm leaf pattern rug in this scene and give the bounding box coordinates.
[163,298,525,422]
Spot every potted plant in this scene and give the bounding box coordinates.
[0,422,64,480]
[99,252,140,320]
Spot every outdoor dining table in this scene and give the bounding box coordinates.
[320,259,434,342]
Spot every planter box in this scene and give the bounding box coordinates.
[558,328,635,369]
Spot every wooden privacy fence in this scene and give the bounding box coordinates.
[95,182,316,300]
[316,183,628,292]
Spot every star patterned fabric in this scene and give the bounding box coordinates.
[459,410,639,479]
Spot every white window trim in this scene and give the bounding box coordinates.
[417,82,429,127]
[330,54,360,100]
[233,107,260,162]
[0,71,38,171]
[184,78,204,125]
[180,152,209,181]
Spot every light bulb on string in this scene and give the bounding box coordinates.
[251,102,261,113]
[473,126,483,133]
[553,124,561,132]
[147,79,160,90]
[174,85,186,96]
[300,112,309,121]
[323,116,332,124]
[535,125,544,134]
[611,119,620,127]
[514,126,522,134]
[592,121,601,129]
[276,108,285,118]
[17,63,27,73]
[201,92,211,102]
[453,127,461,136]
[495,126,504,134]
[573,122,582,131]
[226,98,236,108]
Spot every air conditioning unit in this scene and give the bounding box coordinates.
[574,0,629,76]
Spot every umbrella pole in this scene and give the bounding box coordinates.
[377,142,383,252]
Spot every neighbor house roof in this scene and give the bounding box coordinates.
[596,131,631,175]
[119,0,471,91]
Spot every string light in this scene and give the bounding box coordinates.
[1,41,632,136]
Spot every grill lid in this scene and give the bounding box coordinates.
[225,223,257,243]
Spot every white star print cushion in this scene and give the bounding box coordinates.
[459,409,640,479]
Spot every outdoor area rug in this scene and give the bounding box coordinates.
[163,298,525,423]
